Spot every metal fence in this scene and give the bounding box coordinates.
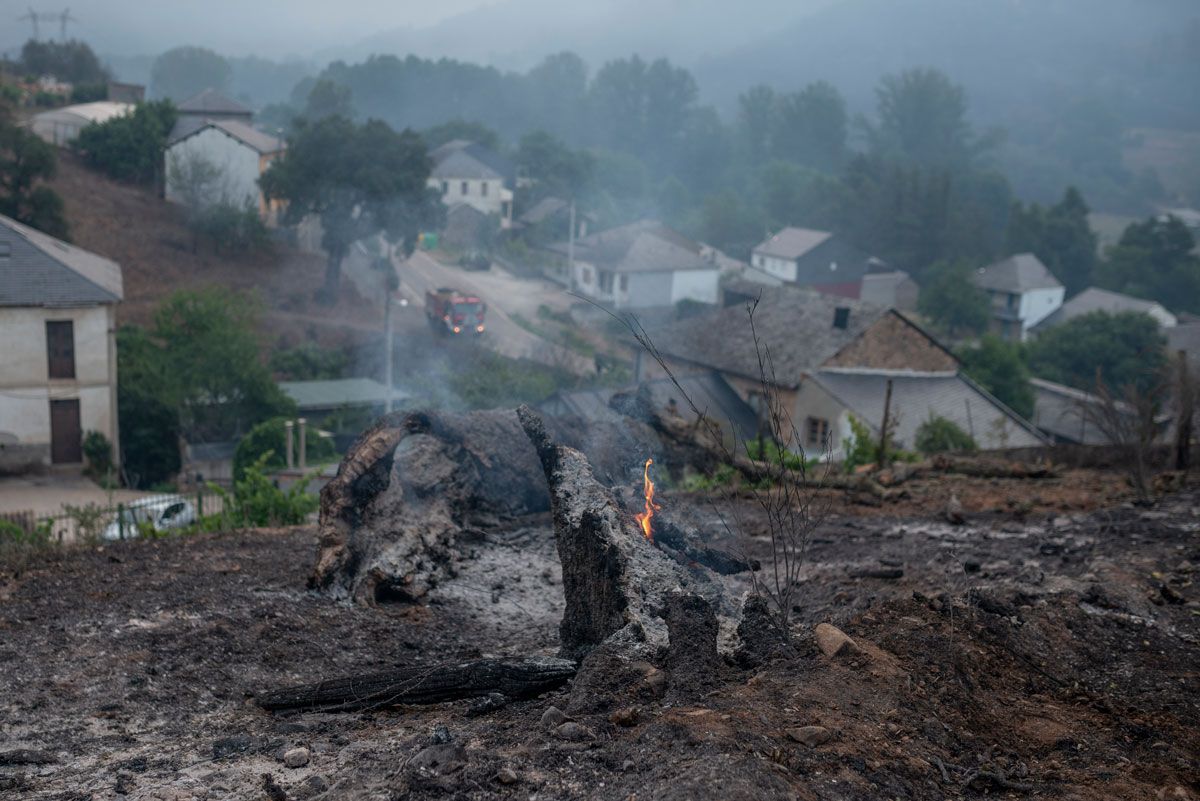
[0,488,229,545]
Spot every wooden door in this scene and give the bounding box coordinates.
[50,399,82,464]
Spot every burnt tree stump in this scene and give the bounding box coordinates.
[516,405,733,662]
[666,592,721,695]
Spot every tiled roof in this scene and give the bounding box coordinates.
[0,214,122,307]
[168,118,283,154]
[178,88,252,116]
[752,227,832,260]
[1031,287,1175,332]
[549,219,713,274]
[810,368,1046,450]
[973,253,1062,293]
[648,287,887,386]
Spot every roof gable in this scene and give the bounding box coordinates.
[168,118,283,154]
[0,214,123,307]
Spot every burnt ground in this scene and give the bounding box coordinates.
[1,475,1198,801]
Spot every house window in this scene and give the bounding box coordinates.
[46,320,75,379]
[441,181,448,194]
[805,416,830,449]
[1007,293,1018,310]
[461,181,469,195]
[598,271,614,294]
[0,241,10,258]
[618,275,628,292]
[481,181,488,197]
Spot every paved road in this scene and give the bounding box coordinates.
[396,251,593,374]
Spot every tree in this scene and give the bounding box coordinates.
[1006,187,1097,296]
[74,100,177,185]
[0,104,68,237]
[588,55,697,167]
[737,85,775,165]
[302,79,354,122]
[770,81,847,171]
[1097,215,1200,314]
[526,52,588,143]
[917,260,990,338]
[515,130,593,201]
[150,46,232,101]
[118,289,295,487]
[1027,311,1167,394]
[695,190,763,260]
[20,39,108,84]
[261,115,444,303]
[232,417,336,482]
[869,68,977,169]
[957,335,1035,419]
[757,161,843,231]
[915,416,977,454]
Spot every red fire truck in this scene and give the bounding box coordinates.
[425,287,487,336]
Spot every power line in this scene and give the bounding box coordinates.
[17,7,78,42]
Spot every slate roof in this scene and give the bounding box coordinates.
[0,214,123,307]
[549,219,714,275]
[973,253,1062,294]
[809,368,1046,451]
[542,372,759,443]
[34,101,132,125]
[430,140,515,183]
[752,227,832,261]
[168,118,283,154]
[1031,286,1176,333]
[648,287,888,386]
[518,196,568,225]
[177,89,252,117]
[279,378,407,411]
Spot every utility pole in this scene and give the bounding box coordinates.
[20,8,40,40]
[878,378,894,468]
[384,289,394,413]
[567,200,576,291]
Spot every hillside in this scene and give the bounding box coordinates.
[45,153,380,350]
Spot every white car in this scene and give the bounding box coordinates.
[102,496,197,541]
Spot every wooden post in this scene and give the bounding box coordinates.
[1176,349,1193,473]
[117,503,126,540]
[878,378,893,468]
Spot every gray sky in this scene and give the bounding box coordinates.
[1,0,495,59]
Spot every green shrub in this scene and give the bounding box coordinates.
[681,463,738,491]
[233,417,337,482]
[191,202,270,255]
[75,99,176,184]
[82,430,115,480]
[218,452,318,527]
[915,415,977,454]
[842,415,877,473]
[269,343,350,381]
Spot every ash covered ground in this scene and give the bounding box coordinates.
[1,474,1198,801]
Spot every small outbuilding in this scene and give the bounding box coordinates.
[30,101,133,146]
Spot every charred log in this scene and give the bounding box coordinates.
[311,408,660,604]
[257,656,576,712]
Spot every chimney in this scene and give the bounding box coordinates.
[833,307,851,329]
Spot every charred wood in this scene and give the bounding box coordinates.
[257,656,577,712]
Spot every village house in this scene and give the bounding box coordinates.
[164,118,285,219]
[30,100,133,146]
[0,214,123,472]
[548,220,721,310]
[972,253,1064,341]
[637,285,1045,457]
[1029,286,1177,335]
[428,140,514,228]
[173,88,255,132]
[749,227,873,297]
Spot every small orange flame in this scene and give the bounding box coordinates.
[634,457,660,541]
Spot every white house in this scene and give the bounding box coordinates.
[972,253,1065,341]
[428,140,514,228]
[0,214,123,472]
[749,227,872,297]
[164,119,284,220]
[550,220,720,310]
[1029,286,1177,335]
[30,101,133,146]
